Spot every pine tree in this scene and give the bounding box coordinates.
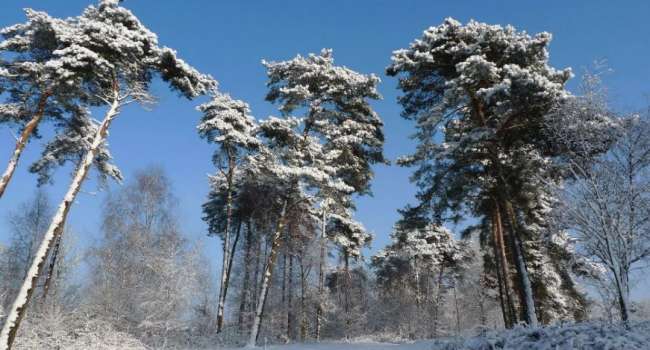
[387,18,583,327]
[198,93,259,333]
[0,2,215,348]
[263,49,385,341]
[0,9,92,197]
[246,115,351,346]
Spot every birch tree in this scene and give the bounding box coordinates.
[0,1,215,348]
[550,91,650,324]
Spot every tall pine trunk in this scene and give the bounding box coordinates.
[491,211,510,327]
[218,220,241,331]
[216,163,235,333]
[287,253,294,341]
[315,207,326,341]
[299,259,308,341]
[0,91,51,199]
[247,201,288,347]
[503,201,538,327]
[343,252,351,340]
[472,96,537,327]
[431,265,444,338]
[0,91,120,350]
[239,221,254,332]
[493,202,517,327]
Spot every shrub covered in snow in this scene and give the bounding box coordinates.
[13,310,147,350]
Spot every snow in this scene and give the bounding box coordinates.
[222,321,650,350]
[234,340,437,350]
[429,321,650,350]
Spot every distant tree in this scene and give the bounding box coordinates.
[373,223,472,337]
[0,191,52,311]
[86,168,208,348]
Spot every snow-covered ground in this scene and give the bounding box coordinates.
[226,341,436,350]
[222,321,650,350]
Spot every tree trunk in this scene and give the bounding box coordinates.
[247,201,288,347]
[0,92,120,350]
[239,220,254,332]
[491,211,510,327]
[343,252,351,340]
[299,260,308,341]
[0,91,51,199]
[216,163,236,333]
[503,201,538,327]
[493,202,518,327]
[453,282,461,335]
[613,267,630,325]
[218,220,241,332]
[470,95,536,326]
[431,265,444,338]
[287,253,294,341]
[41,232,63,303]
[413,256,421,307]
[315,207,326,341]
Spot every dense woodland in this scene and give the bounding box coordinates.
[0,1,649,349]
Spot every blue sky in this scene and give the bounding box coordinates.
[1,1,649,297]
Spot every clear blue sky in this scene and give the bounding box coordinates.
[1,1,649,297]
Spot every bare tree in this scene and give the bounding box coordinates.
[548,71,650,324]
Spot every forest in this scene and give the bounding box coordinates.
[1,1,650,349]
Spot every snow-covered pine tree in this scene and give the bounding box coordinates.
[0,9,90,198]
[264,48,385,196]
[0,1,215,349]
[245,115,352,347]
[198,93,259,333]
[29,105,122,186]
[387,18,582,327]
[263,49,384,340]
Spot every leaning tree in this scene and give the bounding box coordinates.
[0,1,215,349]
[0,9,101,198]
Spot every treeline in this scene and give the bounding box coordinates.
[1,1,650,350]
